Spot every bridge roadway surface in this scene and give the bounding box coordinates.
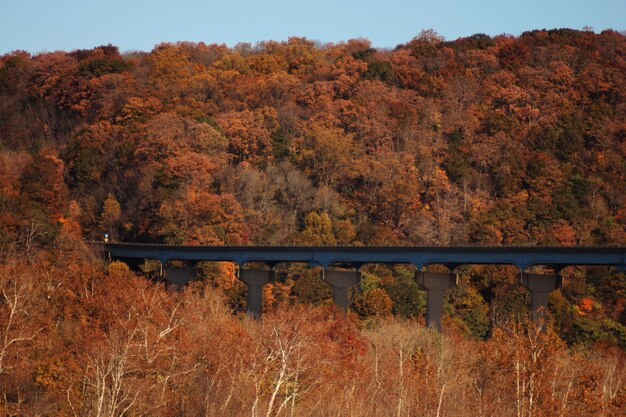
[94,243,626,271]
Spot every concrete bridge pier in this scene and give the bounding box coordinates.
[519,273,562,328]
[323,270,361,311]
[239,269,273,319]
[415,271,458,332]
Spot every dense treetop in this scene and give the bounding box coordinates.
[1,28,624,249]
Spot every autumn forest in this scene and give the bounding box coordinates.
[0,29,625,415]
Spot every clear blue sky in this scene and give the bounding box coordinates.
[1,0,624,54]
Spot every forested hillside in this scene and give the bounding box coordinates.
[1,29,625,415]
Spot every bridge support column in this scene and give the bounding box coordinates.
[323,270,361,311]
[163,266,196,286]
[416,271,458,332]
[519,273,562,328]
[239,269,273,319]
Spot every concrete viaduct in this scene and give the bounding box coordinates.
[94,243,626,331]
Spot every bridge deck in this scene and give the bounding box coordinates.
[93,243,626,271]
